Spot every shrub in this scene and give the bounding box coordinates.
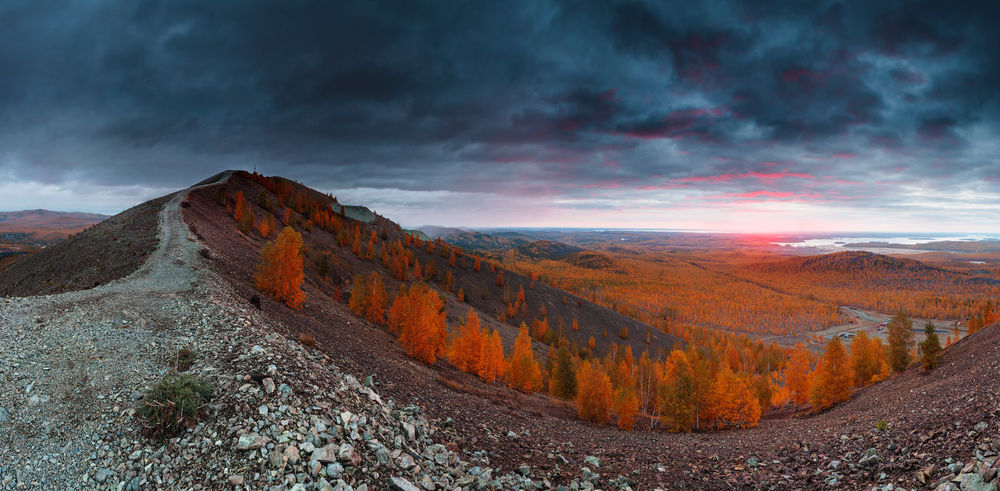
[875,418,888,431]
[172,347,196,372]
[298,332,317,347]
[139,374,214,439]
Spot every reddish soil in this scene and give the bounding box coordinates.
[183,172,1000,488]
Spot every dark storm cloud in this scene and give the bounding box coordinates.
[0,0,998,228]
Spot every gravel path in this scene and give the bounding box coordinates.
[0,173,230,488]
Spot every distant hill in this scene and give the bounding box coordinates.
[759,250,942,274]
[516,240,582,260]
[0,209,108,243]
[433,230,532,259]
[564,250,619,270]
[419,225,468,239]
[841,239,1000,253]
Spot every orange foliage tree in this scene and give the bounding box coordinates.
[234,191,255,234]
[363,273,387,325]
[477,329,506,383]
[849,331,888,386]
[390,283,448,364]
[575,360,613,424]
[505,324,542,392]
[809,336,852,411]
[613,384,639,430]
[785,344,813,406]
[258,213,276,237]
[447,308,484,372]
[253,226,306,309]
[710,366,761,428]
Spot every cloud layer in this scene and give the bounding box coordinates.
[1,0,998,231]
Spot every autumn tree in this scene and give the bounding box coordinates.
[659,350,696,432]
[234,191,255,234]
[685,344,715,430]
[531,317,548,340]
[391,283,448,364]
[575,360,613,424]
[364,273,387,325]
[548,341,577,399]
[785,344,812,406]
[352,225,362,257]
[888,311,914,372]
[634,351,659,427]
[614,384,639,430]
[711,365,761,428]
[809,336,852,411]
[506,324,542,392]
[253,226,306,309]
[477,330,505,383]
[849,331,886,386]
[258,213,276,237]
[919,322,942,371]
[448,308,484,373]
[349,273,367,316]
[366,231,376,261]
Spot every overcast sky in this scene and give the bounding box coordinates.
[1,1,998,232]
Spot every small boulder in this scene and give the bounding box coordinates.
[858,448,879,468]
[236,433,268,450]
[284,445,301,465]
[94,469,114,483]
[397,452,416,470]
[338,443,361,467]
[391,477,421,491]
[401,422,416,441]
[312,444,339,463]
